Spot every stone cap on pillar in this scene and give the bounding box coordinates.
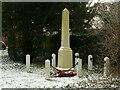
[63,8,69,12]
[104,57,109,61]
[88,55,93,58]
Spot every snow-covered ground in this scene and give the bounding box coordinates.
[0,52,120,89]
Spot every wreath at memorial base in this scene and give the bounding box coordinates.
[50,62,78,77]
[55,70,77,77]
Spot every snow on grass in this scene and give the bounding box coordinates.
[0,55,120,89]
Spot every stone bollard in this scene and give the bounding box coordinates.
[88,55,93,70]
[77,58,82,77]
[75,53,79,72]
[52,53,56,68]
[45,59,50,79]
[26,54,30,73]
[104,57,110,77]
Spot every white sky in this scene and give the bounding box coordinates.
[89,0,115,7]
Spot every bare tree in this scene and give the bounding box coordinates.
[96,2,119,77]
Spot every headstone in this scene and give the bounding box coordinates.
[77,58,82,77]
[26,54,30,72]
[45,59,50,79]
[104,57,110,77]
[52,53,56,68]
[88,55,93,70]
[58,8,73,68]
[75,53,79,71]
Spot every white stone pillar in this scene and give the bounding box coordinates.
[104,57,110,77]
[77,58,82,77]
[52,53,56,68]
[45,59,50,79]
[75,53,79,71]
[58,8,73,68]
[26,54,30,72]
[88,55,93,70]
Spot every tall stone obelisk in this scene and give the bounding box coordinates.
[58,8,73,68]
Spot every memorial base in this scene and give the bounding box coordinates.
[58,47,73,68]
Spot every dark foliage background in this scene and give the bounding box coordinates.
[2,2,100,64]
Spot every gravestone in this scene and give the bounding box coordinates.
[58,8,73,69]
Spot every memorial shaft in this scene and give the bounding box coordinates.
[62,8,70,47]
[58,8,73,68]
